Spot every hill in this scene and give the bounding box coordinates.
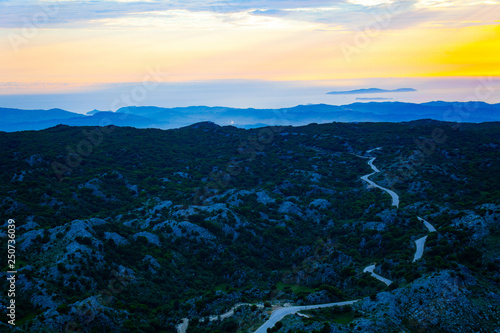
[0,121,499,332]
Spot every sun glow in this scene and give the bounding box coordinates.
[0,1,498,94]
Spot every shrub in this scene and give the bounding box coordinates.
[75,236,92,245]
[57,303,70,314]
[57,263,66,272]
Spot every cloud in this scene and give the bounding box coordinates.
[0,81,104,94]
[1,0,498,88]
[0,0,498,31]
[249,0,500,30]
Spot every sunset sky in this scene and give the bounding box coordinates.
[1,0,499,111]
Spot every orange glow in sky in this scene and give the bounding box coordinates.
[0,0,499,94]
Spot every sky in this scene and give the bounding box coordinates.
[0,0,499,112]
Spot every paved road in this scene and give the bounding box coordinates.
[413,236,428,262]
[360,157,399,208]
[209,303,264,321]
[177,318,189,333]
[367,157,380,173]
[254,300,360,333]
[178,303,265,333]
[417,217,437,232]
[363,264,393,286]
[367,147,382,153]
[412,217,436,262]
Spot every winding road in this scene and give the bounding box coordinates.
[252,149,438,332]
[359,152,439,262]
[413,217,437,262]
[360,157,399,208]
[178,148,438,333]
[358,154,437,264]
[177,303,265,333]
[254,300,360,333]
[363,264,392,286]
[418,217,437,232]
[413,236,428,262]
[208,303,264,321]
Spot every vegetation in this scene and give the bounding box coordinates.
[0,120,499,331]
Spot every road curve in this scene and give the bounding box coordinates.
[177,318,189,333]
[413,236,428,262]
[178,303,265,333]
[363,264,392,286]
[209,303,264,321]
[360,157,399,208]
[417,217,436,232]
[254,300,360,333]
[367,147,382,153]
[367,157,380,173]
[412,217,437,262]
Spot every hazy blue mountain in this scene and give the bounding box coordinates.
[86,109,110,115]
[67,111,166,128]
[115,101,500,126]
[0,110,166,132]
[235,123,270,129]
[327,88,416,95]
[0,107,83,124]
[2,101,500,132]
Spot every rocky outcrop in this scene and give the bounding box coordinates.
[309,199,331,210]
[279,201,303,217]
[131,232,161,246]
[354,270,500,332]
[256,191,275,205]
[104,232,129,245]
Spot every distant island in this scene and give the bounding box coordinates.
[327,88,417,95]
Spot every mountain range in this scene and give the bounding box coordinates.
[1,101,500,132]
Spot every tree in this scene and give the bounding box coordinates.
[57,303,70,314]
[320,323,331,333]
[221,318,238,333]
